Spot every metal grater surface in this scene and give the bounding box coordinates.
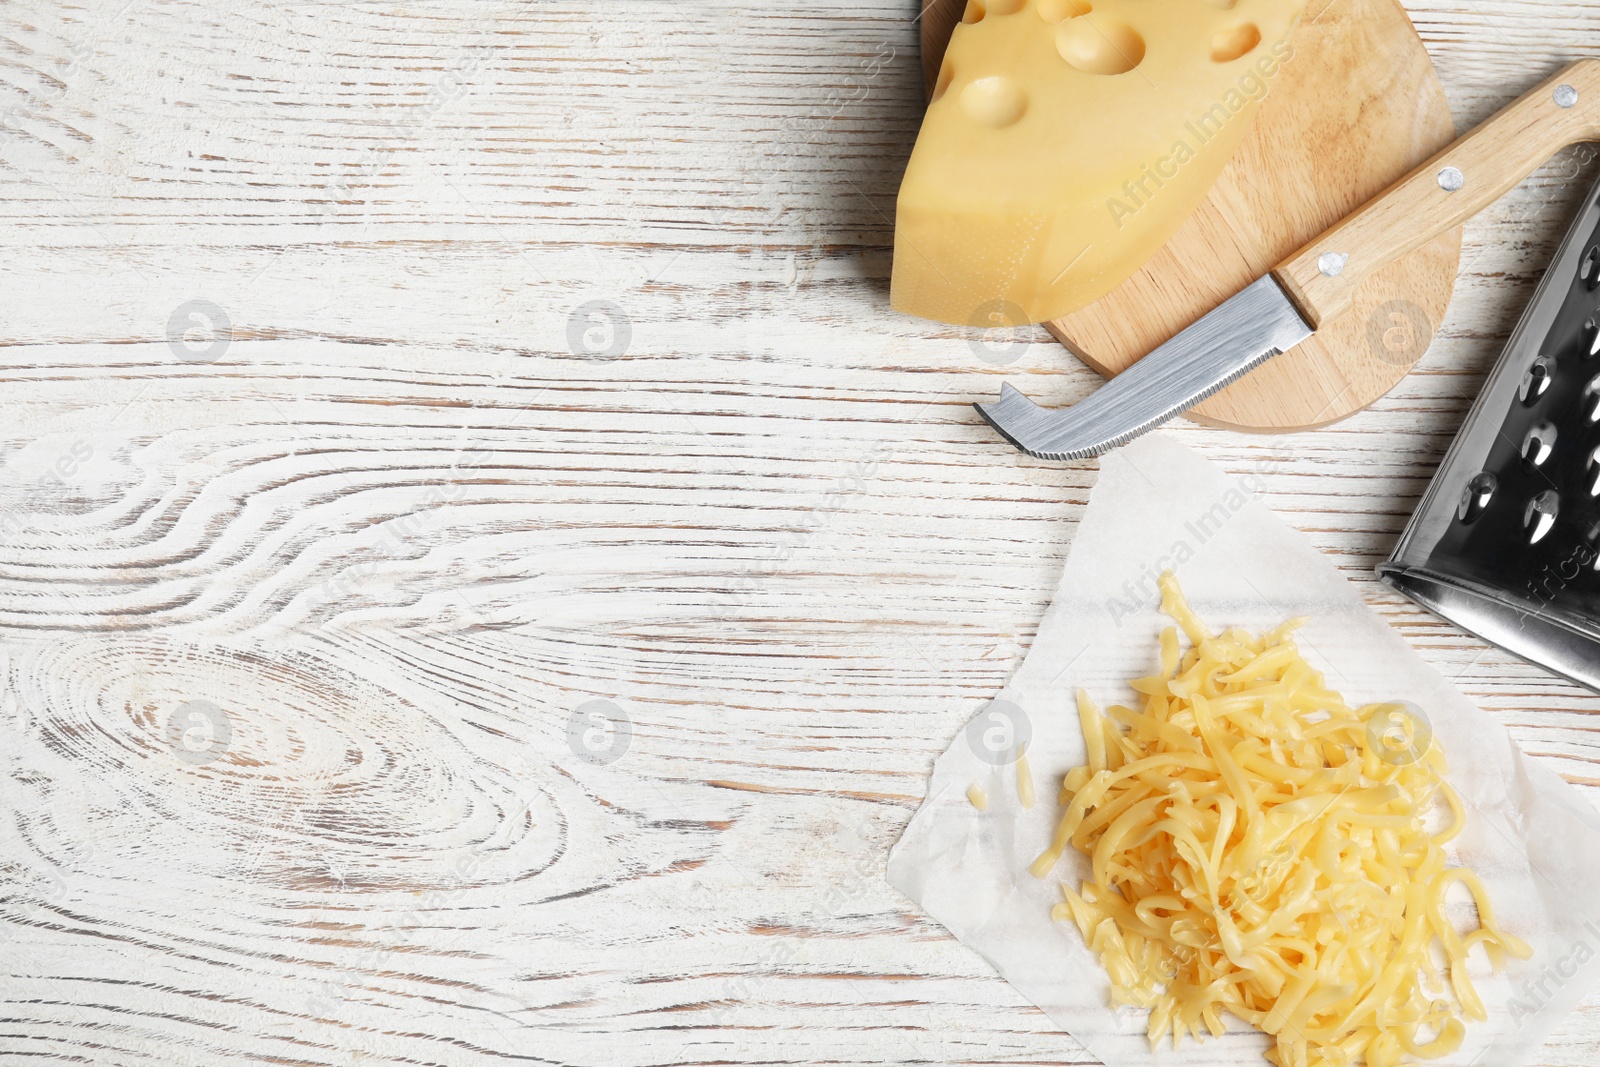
[1382,169,1600,691]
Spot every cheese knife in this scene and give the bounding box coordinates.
[978,59,1600,461]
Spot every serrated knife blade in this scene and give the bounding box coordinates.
[971,60,1600,463]
[975,276,1313,462]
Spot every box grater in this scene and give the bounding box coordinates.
[1381,169,1600,691]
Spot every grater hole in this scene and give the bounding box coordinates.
[1585,247,1600,291]
[1589,448,1600,497]
[1526,490,1560,545]
[1520,356,1556,405]
[1589,319,1600,358]
[1522,421,1558,466]
[1585,375,1600,422]
[1457,472,1496,523]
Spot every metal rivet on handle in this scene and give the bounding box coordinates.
[1438,166,1465,192]
[1556,84,1580,109]
[1318,252,1349,277]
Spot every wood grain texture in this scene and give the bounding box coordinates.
[0,1,1597,1066]
[920,0,965,99]
[1276,57,1600,328]
[917,0,1463,433]
[1006,0,1466,433]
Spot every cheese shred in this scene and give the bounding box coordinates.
[1017,743,1036,810]
[1041,572,1531,1067]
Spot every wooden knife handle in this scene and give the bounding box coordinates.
[1274,59,1600,329]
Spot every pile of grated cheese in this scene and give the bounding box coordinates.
[1036,573,1531,1067]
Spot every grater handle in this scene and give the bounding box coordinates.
[1274,59,1600,329]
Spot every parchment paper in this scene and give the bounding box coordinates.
[888,435,1600,1066]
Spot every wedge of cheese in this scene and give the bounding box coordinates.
[892,0,1306,326]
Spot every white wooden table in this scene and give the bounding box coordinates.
[2,2,1599,1064]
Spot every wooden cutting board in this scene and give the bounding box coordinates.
[920,0,1462,433]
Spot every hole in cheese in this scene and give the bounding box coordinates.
[963,0,986,23]
[1036,0,1091,21]
[1210,22,1262,62]
[890,0,1308,325]
[960,76,1029,129]
[1056,19,1145,75]
[932,57,955,103]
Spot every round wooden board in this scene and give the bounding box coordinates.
[921,0,1463,433]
